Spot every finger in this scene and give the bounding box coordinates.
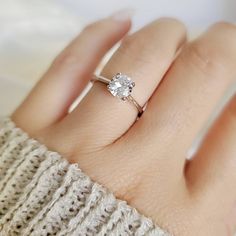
[12,11,132,133]
[55,18,186,154]
[132,22,236,176]
[185,95,236,229]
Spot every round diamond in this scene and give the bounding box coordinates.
[107,73,135,100]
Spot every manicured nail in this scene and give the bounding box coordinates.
[110,8,135,22]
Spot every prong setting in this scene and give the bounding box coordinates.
[107,73,135,100]
[94,73,143,117]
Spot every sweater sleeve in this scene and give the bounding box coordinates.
[0,118,170,236]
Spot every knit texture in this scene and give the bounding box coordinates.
[0,118,170,236]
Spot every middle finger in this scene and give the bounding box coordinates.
[133,22,236,175]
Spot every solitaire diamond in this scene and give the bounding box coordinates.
[107,73,135,100]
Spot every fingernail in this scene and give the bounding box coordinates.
[110,8,135,22]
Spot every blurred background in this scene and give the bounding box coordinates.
[1,0,236,116]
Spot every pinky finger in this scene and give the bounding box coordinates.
[186,94,236,234]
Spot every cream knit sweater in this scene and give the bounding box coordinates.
[0,118,170,236]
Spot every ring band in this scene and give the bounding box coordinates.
[93,73,143,117]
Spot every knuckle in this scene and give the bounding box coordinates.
[119,33,161,67]
[183,40,227,77]
[116,18,186,69]
[182,22,236,79]
[118,35,154,68]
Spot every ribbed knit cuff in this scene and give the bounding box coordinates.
[0,118,170,236]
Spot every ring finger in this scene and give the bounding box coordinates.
[55,18,187,155]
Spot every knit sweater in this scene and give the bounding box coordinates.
[0,118,170,236]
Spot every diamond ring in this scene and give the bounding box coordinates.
[93,73,143,117]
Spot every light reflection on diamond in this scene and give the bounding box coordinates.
[107,73,135,100]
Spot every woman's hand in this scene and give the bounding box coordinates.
[12,11,236,236]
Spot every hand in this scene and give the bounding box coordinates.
[12,11,236,236]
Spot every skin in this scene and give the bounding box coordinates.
[11,13,236,235]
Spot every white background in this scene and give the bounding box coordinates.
[58,0,236,29]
